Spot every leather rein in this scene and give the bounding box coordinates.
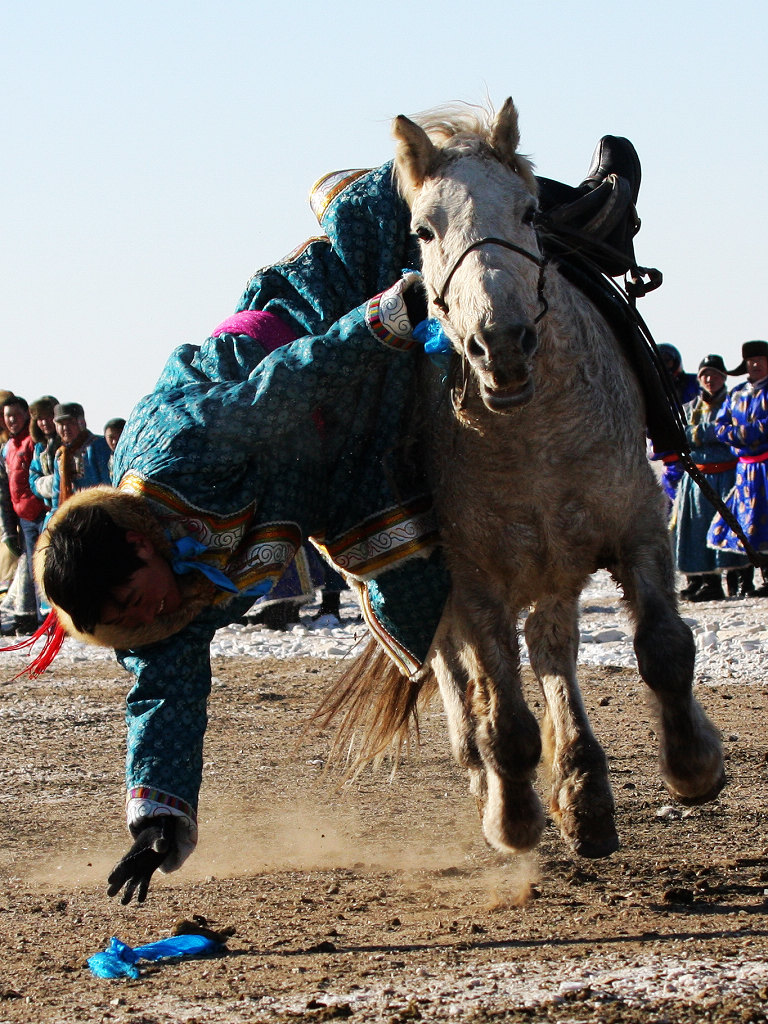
[432,236,549,323]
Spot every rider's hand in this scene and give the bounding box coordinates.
[401,272,428,327]
[107,816,177,905]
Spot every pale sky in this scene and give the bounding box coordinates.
[3,1,767,431]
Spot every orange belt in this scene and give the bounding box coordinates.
[694,460,737,473]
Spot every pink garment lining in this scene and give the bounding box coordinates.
[211,310,298,352]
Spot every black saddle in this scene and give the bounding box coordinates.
[537,136,644,279]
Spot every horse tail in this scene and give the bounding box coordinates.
[311,638,436,774]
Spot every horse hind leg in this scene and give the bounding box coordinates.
[622,558,725,804]
[525,596,619,858]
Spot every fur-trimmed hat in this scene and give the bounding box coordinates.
[29,396,58,444]
[34,487,214,650]
[728,340,768,375]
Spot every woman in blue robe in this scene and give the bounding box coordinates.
[673,355,747,601]
[708,341,768,559]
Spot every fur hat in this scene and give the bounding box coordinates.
[34,487,215,650]
[29,397,58,444]
[697,354,728,377]
[728,340,768,375]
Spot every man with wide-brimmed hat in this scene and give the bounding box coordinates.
[707,340,768,591]
[674,354,748,602]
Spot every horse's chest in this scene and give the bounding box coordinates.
[432,423,601,577]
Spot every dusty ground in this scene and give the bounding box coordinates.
[1,654,768,1023]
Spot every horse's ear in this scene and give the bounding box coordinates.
[489,97,521,166]
[393,115,437,195]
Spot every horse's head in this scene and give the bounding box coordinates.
[394,99,545,414]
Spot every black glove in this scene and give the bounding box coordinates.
[402,273,428,326]
[107,816,178,905]
[4,537,21,559]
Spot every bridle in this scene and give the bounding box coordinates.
[431,236,549,323]
[428,234,549,422]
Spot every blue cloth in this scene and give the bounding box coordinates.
[708,378,768,552]
[88,934,221,980]
[673,391,747,574]
[170,536,270,598]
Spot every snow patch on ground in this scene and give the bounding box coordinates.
[6,570,767,686]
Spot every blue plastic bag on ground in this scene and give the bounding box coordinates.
[88,933,222,979]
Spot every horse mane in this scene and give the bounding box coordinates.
[394,100,537,196]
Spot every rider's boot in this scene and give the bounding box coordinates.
[537,135,642,276]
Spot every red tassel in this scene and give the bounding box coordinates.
[1,610,67,679]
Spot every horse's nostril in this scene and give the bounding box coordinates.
[467,336,486,362]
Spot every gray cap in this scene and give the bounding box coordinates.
[53,402,84,422]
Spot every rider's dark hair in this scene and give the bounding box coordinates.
[42,505,145,634]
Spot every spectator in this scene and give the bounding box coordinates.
[649,344,700,505]
[50,403,111,510]
[29,396,61,510]
[674,356,748,602]
[708,340,768,595]
[104,417,126,476]
[0,396,47,634]
[104,418,126,454]
[0,391,18,595]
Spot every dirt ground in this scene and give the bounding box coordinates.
[1,654,768,1023]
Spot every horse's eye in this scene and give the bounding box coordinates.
[415,225,434,242]
[522,205,537,227]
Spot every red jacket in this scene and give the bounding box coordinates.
[3,429,46,522]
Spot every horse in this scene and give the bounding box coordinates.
[322,99,725,861]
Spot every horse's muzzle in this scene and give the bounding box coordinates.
[481,376,535,411]
[466,322,538,412]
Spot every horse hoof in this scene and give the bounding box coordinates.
[556,807,619,859]
[482,775,545,854]
[569,830,620,859]
[667,767,726,806]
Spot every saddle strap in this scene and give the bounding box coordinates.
[552,251,768,571]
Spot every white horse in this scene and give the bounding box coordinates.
[323,100,724,861]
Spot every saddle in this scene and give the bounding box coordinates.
[537,135,644,279]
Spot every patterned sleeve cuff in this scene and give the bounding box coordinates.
[366,277,420,351]
[126,787,198,874]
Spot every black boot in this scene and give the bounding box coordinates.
[753,568,768,597]
[579,135,641,202]
[689,574,725,602]
[10,615,39,636]
[737,568,756,598]
[537,136,642,278]
[725,570,742,597]
[679,576,703,599]
[248,601,293,630]
[313,590,341,621]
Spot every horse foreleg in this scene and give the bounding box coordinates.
[525,596,618,858]
[621,555,725,803]
[428,616,486,809]
[430,593,544,854]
